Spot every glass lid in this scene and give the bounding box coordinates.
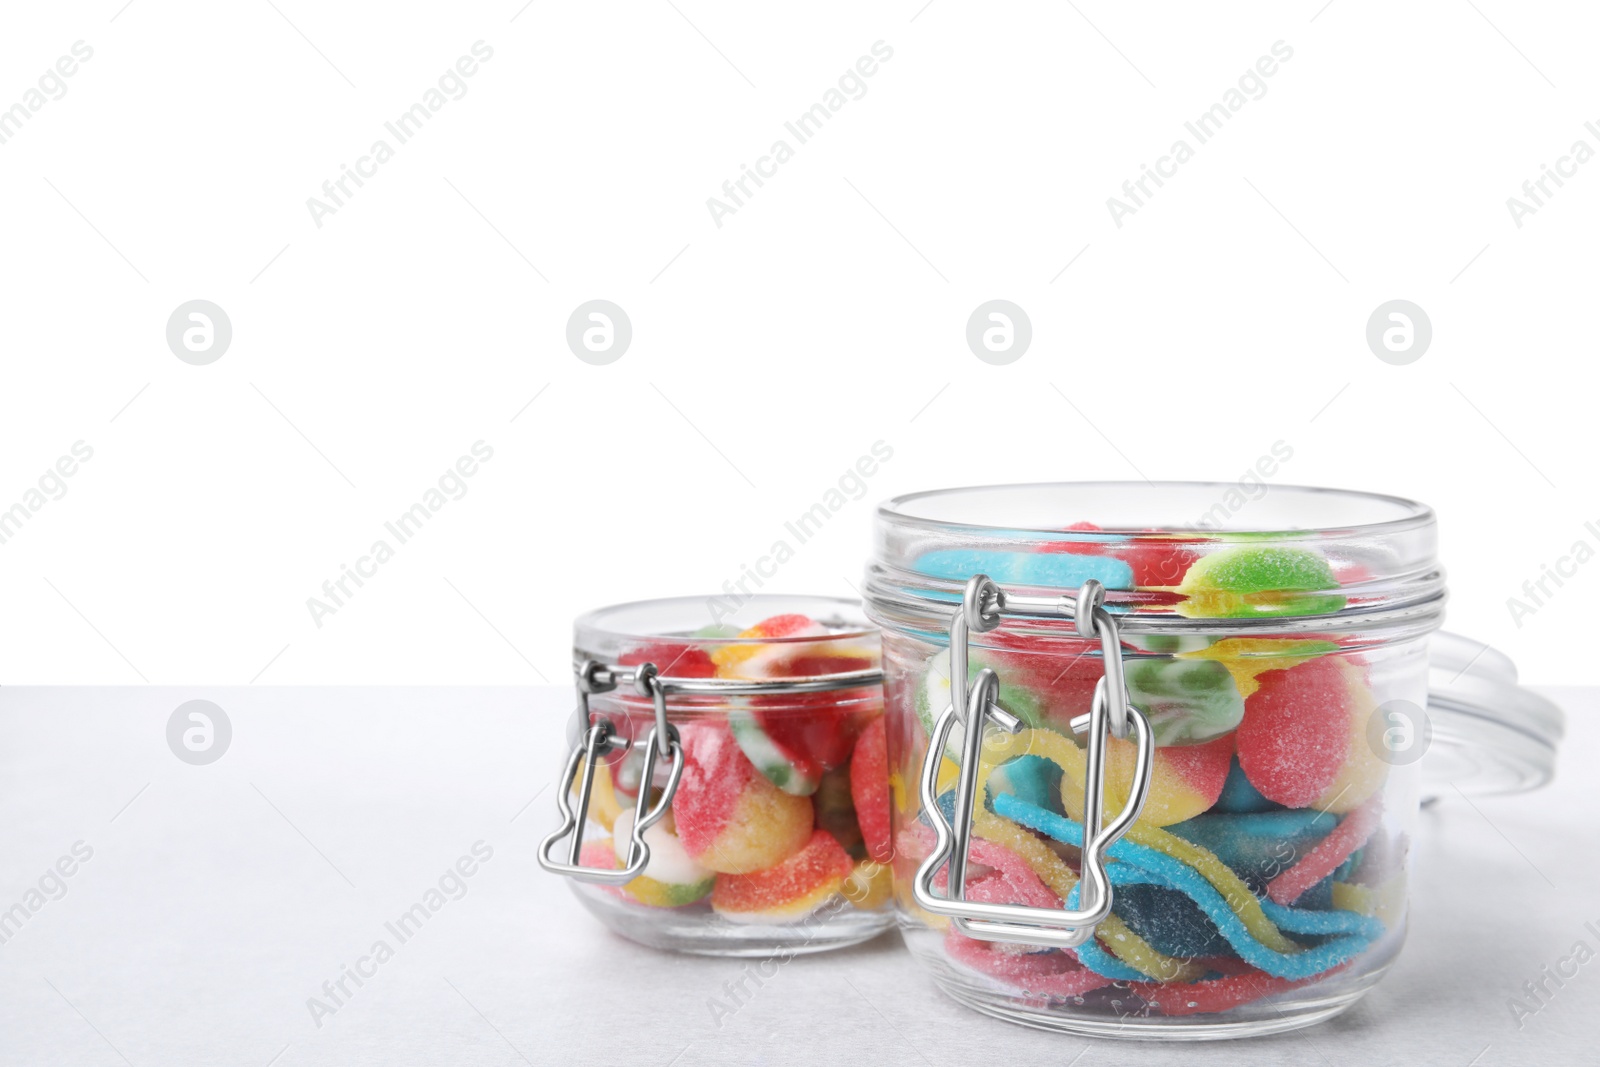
[1423,631,1564,798]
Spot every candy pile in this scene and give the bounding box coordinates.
[577,614,891,926]
[902,538,1406,1019]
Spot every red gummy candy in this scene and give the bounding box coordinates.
[710,829,852,917]
[619,642,716,678]
[1133,962,1351,1016]
[1235,658,1352,808]
[746,648,879,776]
[945,930,1114,997]
[745,613,818,639]
[1041,522,1197,588]
[849,717,894,863]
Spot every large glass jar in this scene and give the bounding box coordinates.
[865,483,1458,1037]
[540,595,896,955]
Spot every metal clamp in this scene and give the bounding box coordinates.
[912,575,1155,947]
[538,660,684,884]
[538,656,883,885]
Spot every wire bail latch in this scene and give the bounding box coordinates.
[539,657,884,885]
[911,575,1156,947]
[538,659,683,885]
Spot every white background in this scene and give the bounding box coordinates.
[1,1,1596,685]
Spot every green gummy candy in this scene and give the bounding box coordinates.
[1124,657,1245,746]
[1177,546,1346,618]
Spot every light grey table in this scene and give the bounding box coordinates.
[1,687,1592,1066]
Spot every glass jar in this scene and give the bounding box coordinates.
[864,482,1558,1038]
[539,594,897,955]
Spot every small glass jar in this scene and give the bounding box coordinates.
[539,594,897,955]
[863,482,1561,1038]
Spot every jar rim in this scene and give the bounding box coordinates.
[878,481,1436,540]
[867,480,1445,638]
[575,594,876,647]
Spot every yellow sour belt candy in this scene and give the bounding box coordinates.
[998,727,1303,957]
[1332,874,1406,928]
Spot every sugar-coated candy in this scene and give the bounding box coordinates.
[711,829,854,923]
[914,648,1050,761]
[719,612,878,793]
[1179,637,1340,699]
[1212,754,1282,813]
[1123,657,1245,745]
[709,613,826,675]
[1167,808,1336,889]
[986,754,1064,815]
[1132,965,1341,1016]
[842,858,894,910]
[1236,657,1352,808]
[1047,522,1199,588]
[996,794,1385,981]
[728,711,824,796]
[916,548,1134,591]
[1332,873,1405,927]
[609,809,717,907]
[1006,731,1303,954]
[1175,545,1346,619]
[1237,657,1385,812]
[944,929,1115,998]
[957,783,1202,983]
[813,764,864,859]
[1104,732,1235,827]
[1111,882,1233,959]
[672,723,813,874]
[1266,795,1382,905]
[931,835,1060,910]
[1310,660,1388,814]
[849,716,894,863]
[619,640,718,678]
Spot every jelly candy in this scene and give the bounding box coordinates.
[721,612,877,793]
[619,640,717,679]
[986,753,1064,815]
[728,711,825,796]
[610,809,717,907]
[711,829,854,923]
[1122,657,1245,745]
[1236,657,1352,808]
[709,613,826,674]
[1167,808,1336,889]
[995,794,1385,980]
[944,930,1115,998]
[1179,637,1340,700]
[916,548,1134,591]
[1212,754,1282,813]
[1104,732,1235,827]
[849,716,894,864]
[672,723,813,874]
[1265,795,1383,905]
[1175,545,1346,619]
[842,858,894,910]
[1111,882,1233,959]
[813,764,864,859]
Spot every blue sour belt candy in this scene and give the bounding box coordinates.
[992,794,1385,982]
[915,549,1134,591]
[986,754,1065,815]
[1165,808,1338,890]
